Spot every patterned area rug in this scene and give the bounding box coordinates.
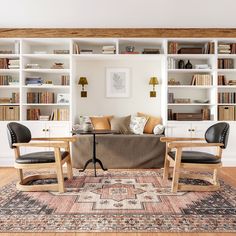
[0,169,235,232]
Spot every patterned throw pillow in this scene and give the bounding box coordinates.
[153,124,165,135]
[130,116,147,135]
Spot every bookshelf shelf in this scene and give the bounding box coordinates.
[22,54,70,59]
[168,103,215,106]
[23,69,70,73]
[0,69,20,73]
[22,85,70,89]
[0,85,20,89]
[23,103,70,106]
[167,54,214,59]
[168,69,212,73]
[168,85,214,89]
[0,54,20,58]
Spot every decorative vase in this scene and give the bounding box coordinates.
[178,60,185,69]
[185,60,193,69]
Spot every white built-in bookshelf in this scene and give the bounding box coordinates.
[1,37,236,165]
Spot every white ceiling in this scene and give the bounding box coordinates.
[0,0,236,28]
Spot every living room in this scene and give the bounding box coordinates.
[0,0,235,235]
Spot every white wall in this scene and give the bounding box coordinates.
[0,0,236,28]
[73,58,162,122]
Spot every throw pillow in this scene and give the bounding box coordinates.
[130,116,147,135]
[137,112,162,134]
[90,116,111,130]
[153,124,165,135]
[79,115,91,125]
[110,115,131,134]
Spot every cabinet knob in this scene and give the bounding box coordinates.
[42,129,45,132]
[188,129,191,132]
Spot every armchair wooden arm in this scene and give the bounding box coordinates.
[160,137,205,142]
[31,137,77,142]
[13,142,68,148]
[168,142,223,149]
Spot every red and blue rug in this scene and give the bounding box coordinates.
[0,169,235,232]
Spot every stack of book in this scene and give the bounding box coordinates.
[61,75,70,85]
[218,44,231,54]
[25,64,40,69]
[8,59,19,69]
[167,58,176,69]
[218,75,226,85]
[25,77,42,86]
[168,42,178,54]
[228,80,236,85]
[191,74,212,85]
[27,92,55,104]
[218,92,236,103]
[102,46,116,54]
[0,58,9,69]
[142,48,160,54]
[39,115,50,121]
[53,50,69,54]
[27,108,40,120]
[0,75,13,85]
[51,63,64,69]
[51,108,69,121]
[0,50,12,54]
[218,59,234,69]
[80,49,93,54]
[168,109,173,120]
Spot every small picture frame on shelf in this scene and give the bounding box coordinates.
[57,93,70,104]
[106,67,130,98]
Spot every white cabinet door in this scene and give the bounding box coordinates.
[47,122,71,138]
[166,123,191,137]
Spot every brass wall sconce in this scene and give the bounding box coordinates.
[78,77,88,97]
[149,76,159,97]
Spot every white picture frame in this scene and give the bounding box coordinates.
[106,67,130,98]
[57,93,70,104]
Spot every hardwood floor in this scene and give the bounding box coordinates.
[0,167,235,236]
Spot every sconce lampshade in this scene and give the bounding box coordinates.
[149,76,159,98]
[149,76,159,85]
[78,77,88,86]
[78,77,88,97]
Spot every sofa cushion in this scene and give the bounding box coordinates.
[16,151,69,164]
[90,116,111,130]
[137,112,162,134]
[130,116,147,135]
[168,151,221,164]
[110,115,131,134]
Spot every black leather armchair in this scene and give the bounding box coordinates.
[160,122,230,192]
[7,122,76,192]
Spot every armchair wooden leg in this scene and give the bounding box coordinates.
[163,155,170,181]
[17,169,23,183]
[54,148,65,193]
[213,168,219,186]
[171,148,182,193]
[66,156,73,180]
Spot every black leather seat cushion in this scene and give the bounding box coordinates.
[15,151,69,164]
[168,151,221,164]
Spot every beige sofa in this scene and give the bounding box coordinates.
[72,133,165,169]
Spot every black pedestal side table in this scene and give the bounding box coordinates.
[74,130,118,177]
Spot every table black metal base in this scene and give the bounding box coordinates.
[79,132,108,177]
[79,158,107,177]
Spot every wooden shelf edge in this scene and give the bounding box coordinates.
[1,28,236,38]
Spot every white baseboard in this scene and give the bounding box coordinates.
[0,156,14,167]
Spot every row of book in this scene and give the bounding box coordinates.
[0,105,19,121]
[27,108,69,121]
[0,75,13,85]
[102,46,116,54]
[27,92,54,104]
[218,93,236,104]
[218,43,236,54]
[218,59,234,69]
[61,75,70,85]
[191,74,212,85]
[168,42,215,54]
[218,75,226,85]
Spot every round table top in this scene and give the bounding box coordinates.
[73,129,119,135]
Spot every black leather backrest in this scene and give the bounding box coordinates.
[7,122,31,149]
[205,122,230,149]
